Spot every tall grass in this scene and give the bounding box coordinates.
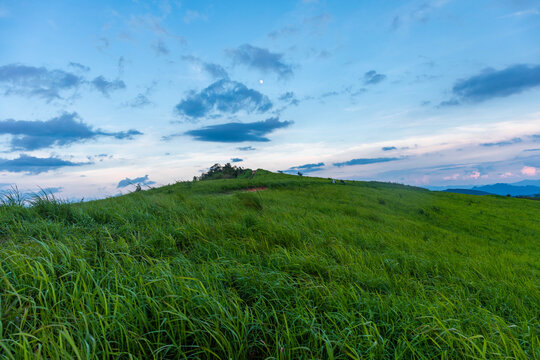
[0,171,538,359]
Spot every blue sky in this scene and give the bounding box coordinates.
[0,0,539,198]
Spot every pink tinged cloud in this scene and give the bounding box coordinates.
[443,173,460,180]
[500,172,513,178]
[468,171,481,179]
[521,166,538,176]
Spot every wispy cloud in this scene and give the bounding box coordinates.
[231,158,243,163]
[480,137,522,147]
[334,157,402,167]
[226,44,293,78]
[174,79,272,120]
[184,10,207,24]
[182,117,292,142]
[278,91,300,106]
[0,112,142,150]
[152,39,170,56]
[181,55,229,79]
[91,76,126,96]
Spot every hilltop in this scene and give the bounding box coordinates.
[0,170,538,359]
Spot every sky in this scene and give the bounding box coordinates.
[0,0,539,199]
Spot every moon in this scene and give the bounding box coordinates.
[259,79,263,84]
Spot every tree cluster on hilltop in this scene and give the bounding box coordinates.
[198,163,251,181]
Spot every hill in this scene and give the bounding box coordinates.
[443,188,493,195]
[0,170,539,359]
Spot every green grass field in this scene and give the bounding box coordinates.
[0,170,538,359]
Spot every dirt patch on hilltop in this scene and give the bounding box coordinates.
[246,187,267,192]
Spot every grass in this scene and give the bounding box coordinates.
[0,170,538,359]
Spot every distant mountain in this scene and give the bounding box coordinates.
[472,183,540,196]
[510,179,540,187]
[443,189,492,195]
[428,179,540,196]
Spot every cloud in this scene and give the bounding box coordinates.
[0,154,89,174]
[129,14,186,44]
[231,158,243,163]
[181,55,229,79]
[183,117,292,142]
[126,93,152,108]
[117,174,156,188]
[364,70,387,85]
[68,62,90,72]
[268,26,299,39]
[91,76,126,96]
[278,91,300,106]
[184,10,207,24]
[501,9,540,18]
[285,162,325,173]
[382,146,397,151]
[237,146,256,151]
[521,166,537,176]
[392,0,451,30]
[174,79,272,120]
[445,64,540,104]
[480,137,522,147]
[0,112,142,150]
[0,64,84,101]
[152,39,170,56]
[303,13,332,35]
[226,44,293,78]
[333,157,402,167]
[0,64,127,100]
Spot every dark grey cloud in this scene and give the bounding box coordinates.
[117,174,156,188]
[231,158,243,163]
[333,157,402,167]
[0,64,84,101]
[181,55,229,79]
[364,70,387,85]
[480,137,522,147]
[285,162,325,173]
[382,146,397,151]
[0,112,142,151]
[91,76,126,96]
[0,154,89,174]
[237,146,256,151]
[445,64,540,105]
[68,62,90,72]
[152,39,170,56]
[278,91,299,106]
[226,44,293,78]
[183,117,292,142]
[174,79,272,120]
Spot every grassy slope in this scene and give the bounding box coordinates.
[0,170,538,359]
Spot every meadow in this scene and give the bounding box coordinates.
[0,170,538,359]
